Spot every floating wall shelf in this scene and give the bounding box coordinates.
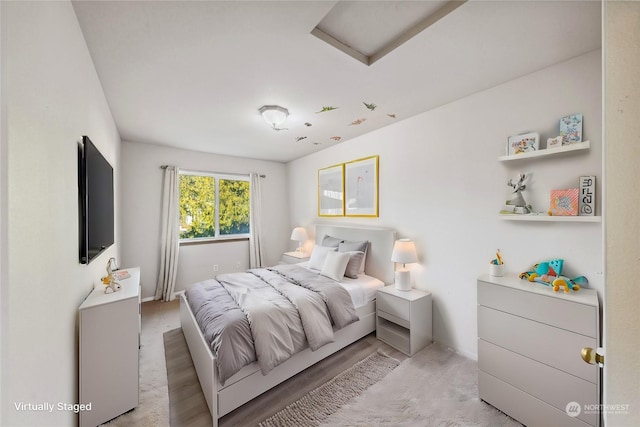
[498,141,590,162]
[498,214,601,222]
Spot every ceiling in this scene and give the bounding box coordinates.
[72,1,601,163]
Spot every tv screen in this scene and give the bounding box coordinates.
[79,136,114,264]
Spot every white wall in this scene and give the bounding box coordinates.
[1,1,121,425]
[120,141,290,299]
[604,2,640,425]
[288,50,603,358]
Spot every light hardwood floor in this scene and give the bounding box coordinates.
[149,299,408,427]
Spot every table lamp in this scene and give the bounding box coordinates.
[290,227,308,253]
[391,238,418,291]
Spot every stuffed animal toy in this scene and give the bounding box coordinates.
[519,258,588,292]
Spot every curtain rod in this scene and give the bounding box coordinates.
[160,165,265,178]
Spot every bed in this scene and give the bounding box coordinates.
[179,224,396,427]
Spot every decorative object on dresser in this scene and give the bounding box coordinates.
[79,267,141,427]
[391,238,418,291]
[344,155,379,217]
[477,274,600,427]
[376,286,432,356]
[290,227,308,253]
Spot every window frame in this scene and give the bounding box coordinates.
[178,170,251,244]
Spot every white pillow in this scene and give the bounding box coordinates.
[321,251,351,281]
[308,245,338,270]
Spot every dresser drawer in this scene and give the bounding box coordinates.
[478,306,598,383]
[377,293,410,322]
[479,371,592,427]
[478,280,597,338]
[479,339,598,426]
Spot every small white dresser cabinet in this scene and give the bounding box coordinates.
[477,274,600,427]
[376,286,432,356]
[79,267,141,427]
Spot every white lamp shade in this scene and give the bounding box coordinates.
[391,239,418,264]
[259,105,289,128]
[290,227,308,242]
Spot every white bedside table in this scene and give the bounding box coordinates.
[281,251,310,264]
[376,285,432,356]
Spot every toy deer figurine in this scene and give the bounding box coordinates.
[506,174,533,214]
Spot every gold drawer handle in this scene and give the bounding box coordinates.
[581,347,604,366]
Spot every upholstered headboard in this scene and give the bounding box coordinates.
[314,224,396,285]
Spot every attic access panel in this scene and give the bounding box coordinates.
[311,0,466,66]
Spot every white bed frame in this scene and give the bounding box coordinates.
[180,224,395,426]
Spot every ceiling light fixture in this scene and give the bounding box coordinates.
[259,105,289,128]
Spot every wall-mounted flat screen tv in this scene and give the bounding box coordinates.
[78,135,114,264]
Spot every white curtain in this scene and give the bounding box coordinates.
[155,165,180,301]
[249,172,264,268]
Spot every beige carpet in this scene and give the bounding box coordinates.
[320,343,522,427]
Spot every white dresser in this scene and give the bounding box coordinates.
[79,267,141,427]
[477,274,600,427]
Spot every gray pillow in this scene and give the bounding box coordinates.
[321,235,343,248]
[338,240,369,273]
[343,251,365,279]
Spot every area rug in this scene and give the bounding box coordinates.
[319,343,522,427]
[258,351,401,427]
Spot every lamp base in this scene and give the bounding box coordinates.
[395,270,411,291]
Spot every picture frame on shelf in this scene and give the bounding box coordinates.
[549,188,579,216]
[579,176,595,216]
[318,163,344,216]
[560,114,583,145]
[507,132,539,156]
[344,155,379,217]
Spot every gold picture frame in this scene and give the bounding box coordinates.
[344,155,379,217]
[318,163,344,216]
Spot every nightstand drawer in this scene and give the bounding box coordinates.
[377,309,410,329]
[377,294,410,322]
[377,319,410,355]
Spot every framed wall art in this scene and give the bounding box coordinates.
[560,114,583,145]
[344,155,379,217]
[318,163,344,216]
[507,132,539,155]
[549,188,579,216]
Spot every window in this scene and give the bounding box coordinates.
[179,171,250,241]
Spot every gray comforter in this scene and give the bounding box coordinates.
[185,265,358,385]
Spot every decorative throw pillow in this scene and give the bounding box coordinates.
[338,240,369,273]
[321,235,343,248]
[343,251,365,279]
[308,245,338,270]
[321,251,351,281]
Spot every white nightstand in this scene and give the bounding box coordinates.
[376,285,432,356]
[281,251,310,264]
